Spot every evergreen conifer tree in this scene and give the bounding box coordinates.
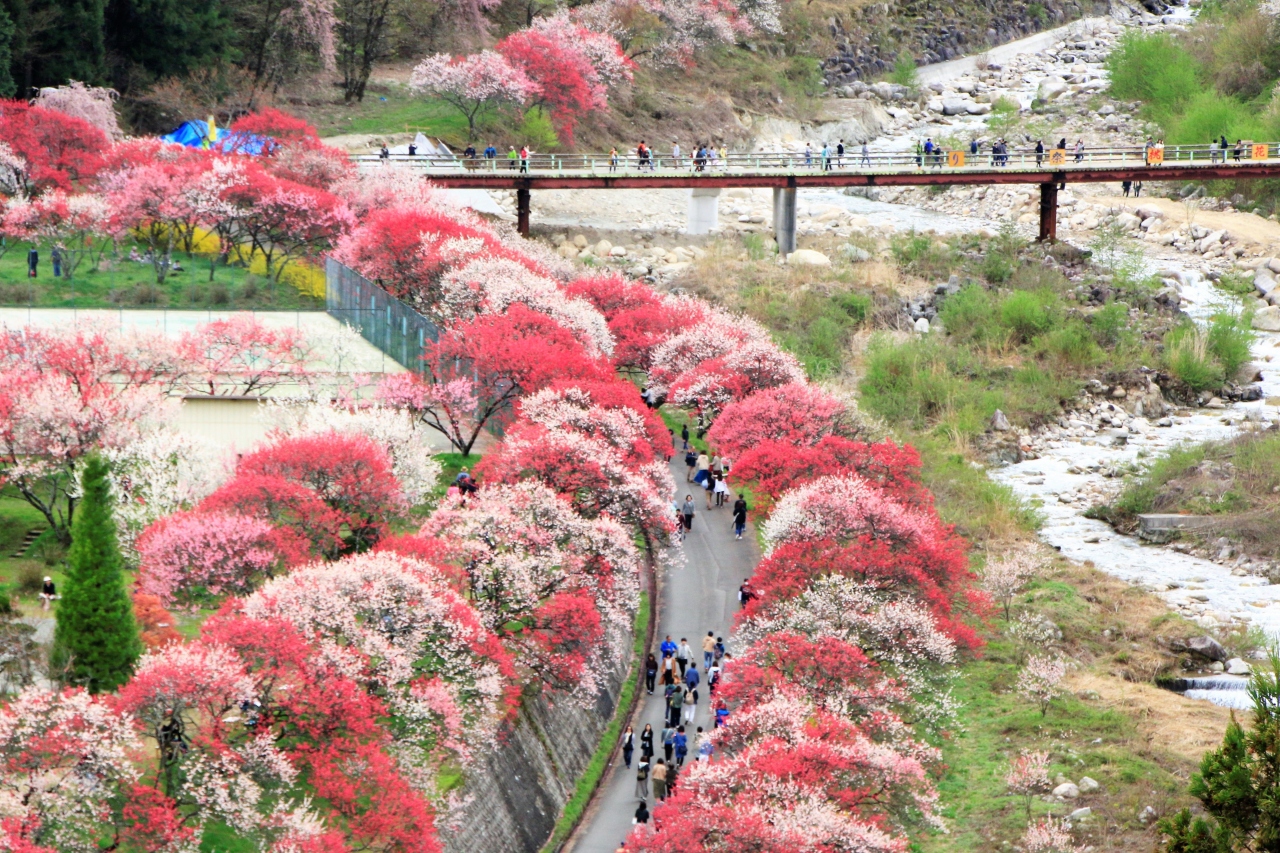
[1160,646,1280,852]
[50,454,140,693]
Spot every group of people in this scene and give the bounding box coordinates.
[802,139,871,170]
[1207,135,1247,164]
[620,631,730,830]
[445,468,479,503]
[677,447,748,539]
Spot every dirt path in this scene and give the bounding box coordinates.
[1090,194,1280,253]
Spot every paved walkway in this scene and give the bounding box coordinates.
[568,456,761,853]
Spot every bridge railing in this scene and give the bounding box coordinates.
[354,143,1278,175]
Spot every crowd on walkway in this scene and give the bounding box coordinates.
[673,426,749,541]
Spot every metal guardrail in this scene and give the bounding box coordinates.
[353,143,1278,176]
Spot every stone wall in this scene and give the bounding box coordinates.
[440,620,634,853]
[820,0,1113,85]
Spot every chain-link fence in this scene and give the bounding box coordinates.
[325,259,438,373]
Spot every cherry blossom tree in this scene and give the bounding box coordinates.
[198,614,444,852]
[136,511,282,606]
[0,325,178,541]
[199,473,347,564]
[1018,655,1067,716]
[0,687,143,853]
[378,304,610,455]
[176,315,313,396]
[421,481,639,688]
[102,429,226,563]
[102,156,206,284]
[1022,818,1080,853]
[1,191,112,280]
[667,339,806,415]
[983,550,1039,621]
[409,51,533,141]
[707,383,866,458]
[1006,750,1052,819]
[32,82,122,140]
[496,14,636,143]
[475,421,675,545]
[240,552,518,760]
[518,381,670,466]
[737,574,958,728]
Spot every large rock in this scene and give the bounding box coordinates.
[594,239,613,255]
[1187,635,1228,662]
[1253,306,1280,331]
[941,98,971,116]
[1053,782,1081,799]
[1268,257,1280,275]
[1227,657,1252,675]
[1254,270,1276,296]
[870,82,894,101]
[1115,212,1141,232]
[991,409,1012,431]
[914,317,931,334]
[787,249,830,266]
[1038,76,1069,100]
[1078,777,1100,794]
[840,244,872,262]
[1134,204,1163,220]
[966,102,993,115]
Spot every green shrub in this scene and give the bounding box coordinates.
[981,252,1016,284]
[991,95,1020,114]
[1206,309,1255,378]
[13,562,44,595]
[1090,302,1132,348]
[1106,31,1201,117]
[888,53,918,89]
[998,290,1058,344]
[834,291,871,324]
[517,107,559,150]
[939,285,998,345]
[1039,321,1103,369]
[1163,322,1225,391]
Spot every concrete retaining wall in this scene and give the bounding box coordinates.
[441,620,633,853]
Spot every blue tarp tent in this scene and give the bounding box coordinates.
[160,120,270,155]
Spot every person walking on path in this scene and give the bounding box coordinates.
[732,494,748,540]
[652,760,668,801]
[660,635,676,659]
[681,496,695,532]
[714,475,729,507]
[684,450,697,481]
[685,661,700,692]
[704,473,715,510]
[739,578,753,607]
[677,639,693,677]
[645,653,658,694]
[1122,179,1131,197]
[661,651,676,685]
[640,724,654,761]
[634,800,649,825]
[674,727,688,767]
[621,726,635,769]
[694,452,709,484]
[680,424,689,450]
[634,758,649,799]
[681,685,696,726]
[667,684,684,727]
[662,725,675,763]
[702,632,715,670]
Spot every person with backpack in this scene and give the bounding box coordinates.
[634,757,650,799]
[674,727,689,767]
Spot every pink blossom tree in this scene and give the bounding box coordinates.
[1006,750,1052,819]
[984,550,1039,621]
[409,51,534,141]
[1018,655,1067,716]
[240,551,518,761]
[1022,818,1080,853]
[176,315,312,396]
[102,157,205,284]
[2,191,113,280]
[707,382,866,459]
[136,511,282,607]
[421,480,639,688]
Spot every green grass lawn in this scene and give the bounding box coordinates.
[306,86,474,145]
[0,242,323,311]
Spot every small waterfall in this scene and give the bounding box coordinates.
[1162,675,1253,709]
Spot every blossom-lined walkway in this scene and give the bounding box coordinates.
[569,453,760,852]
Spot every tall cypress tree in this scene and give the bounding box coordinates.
[50,454,140,693]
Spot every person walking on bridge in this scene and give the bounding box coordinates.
[836,139,845,167]
[1074,139,1085,162]
[804,142,813,167]
[861,141,871,167]
[1035,140,1044,168]
[609,147,619,173]
[519,145,530,173]
[671,140,681,168]
[1210,138,1219,164]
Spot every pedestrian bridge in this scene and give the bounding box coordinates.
[355,143,1280,251]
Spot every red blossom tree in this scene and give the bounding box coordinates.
[707,383,864,458]
[496,29,606,144]
[0,101,109,193]
[379,304,610,455]
[564,276,696,373]
[234,432,405,551]
[176,314,312,396]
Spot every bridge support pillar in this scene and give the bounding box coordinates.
[1037,182,1058,243]
[687,188,721,235]
[773,187,797,256]
[516,188,531,237]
